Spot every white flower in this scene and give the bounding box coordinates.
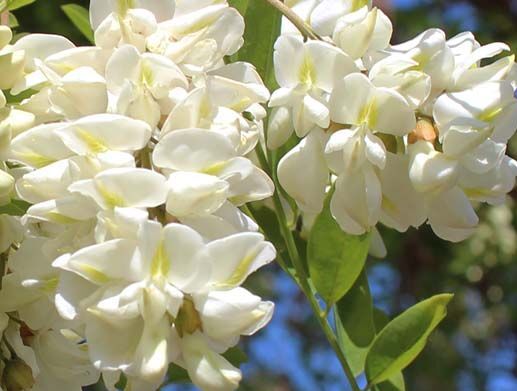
[0,27,26,90]
[447,32,514,91]
[327,73,416,175]
[53,218,275,387]
[277,129,329,213]
[153,129,273,217]
[89,0,176,31]
[434,80,517,144]
[369,55,432,109]
[0,169,14,204]
[105,45,188,127]
[408,141,459,194]
[310,0,372,36]
[178,332,242,391]
[270,35,358,137]
[459,156,517,205]
[90,0,175,52]
[426,187,479,242]
[29,329,100,391]
[379,152,427,232]
[148,0,245,74]
[0,237,63,330]
[161,76,267,154]
[332,6,392,60]
[373,29,454,93]
[69,167,168,211]
[0,215,23,253]
[330,165,381,235]
[10,33,75,95]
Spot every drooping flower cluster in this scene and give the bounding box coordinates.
[0,1,276,390]
[271,0,517,245]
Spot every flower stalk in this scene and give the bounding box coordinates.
[262,0,321,40]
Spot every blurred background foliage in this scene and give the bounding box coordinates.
[8,0,517,390]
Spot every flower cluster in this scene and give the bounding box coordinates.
[271,0,517,245]
[0,1,276,390]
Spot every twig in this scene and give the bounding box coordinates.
[262,0,321,40]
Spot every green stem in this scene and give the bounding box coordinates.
[255,143,361,391]
[262,0,321,40]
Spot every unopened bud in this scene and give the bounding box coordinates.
[0,26,12,49]
[2,359,35,391]
[0,50,25,90]
[0,109,12,152]
[408,119,437,145]
[6,109,36,137]
[0,169,14,201]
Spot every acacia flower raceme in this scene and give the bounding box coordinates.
[0,2,277,390]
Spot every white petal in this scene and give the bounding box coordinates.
[379,153,427,232]
[153,129,236,171]
[165,171,229,217]
[371,87,416,136]
[266,106,294,150]
[206,232,276,288]
[194,287,274,346]
[273,35,305,88]
[10,123,73,167]
[364,131,387,169]
[427,187,478,242]
[409,141,459,193]
[306,40,359,92]
[461,140,506,174]
[278,130,329,213]
[180,332,241,391]
[69,168,167,209]
[13,34,75,70]
[331,165,382,235]
[161,223,211,293]
[53,239,141,284]
[56,114,152,155]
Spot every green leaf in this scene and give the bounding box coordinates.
[167,363,190,383]
[114,373,127,390]
[223,346,248,367]
[307,192,371,307]
[8,13,18,28]
[0,199,31,216]
[61,4,94,43]
[337,271,375,347]
[375,372,406,391]
[335,271,375,376]
[233,0,281,90]
[248,202,285,255]
[7,0,35,11]
[228,0,249,15]
[365,294,454,385]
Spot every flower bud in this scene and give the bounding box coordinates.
[0,50,25,90]
[4,109,36,137]
[0,170,15,203]
[0,109,12,152]
[0,26,12,49]
[408,119,437,145]
[2,359,35,391]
